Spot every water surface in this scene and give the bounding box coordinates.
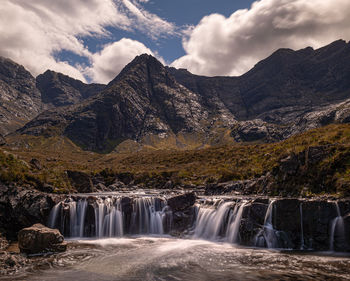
[5,237,350,281]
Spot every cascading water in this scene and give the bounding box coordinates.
[329,202,345,251]
[48,196,170,238]
[193,200,247,244]
[255,200,280,248]
[300,202,305,250]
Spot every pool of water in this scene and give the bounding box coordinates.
[4,237,350,281]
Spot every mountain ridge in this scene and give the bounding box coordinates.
[2,39,350,152]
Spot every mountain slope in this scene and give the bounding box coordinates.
[168,39,350,123]
[36,70,105,107]
[21,55,235,152]
[18,40,350,151]
[0,57,42,136]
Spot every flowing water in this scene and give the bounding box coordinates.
[3,237,350,281]
[3,192,350,280]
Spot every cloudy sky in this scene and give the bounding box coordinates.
[1,0,350,83]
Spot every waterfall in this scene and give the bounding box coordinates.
[300,202,305,250]
[329,202,345,251]
[48,196,168,238]
[255,200,279,248]
[226,202,247,243]
[193,200,246,244]
[48,202,61,229]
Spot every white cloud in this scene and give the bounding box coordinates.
[0,0,176,82]
[119,0,178,39]
[172,0,350,77]
[85,38,156,84]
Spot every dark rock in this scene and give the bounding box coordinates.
[0,233,9,251]
[29,158,42,170]
[0,134,5,146]
[36,70,104,107]
[167,192,196,212]
[0,183,62,240]
[95,183,108,192]
[18,223,66,254]
[66,170,94,193]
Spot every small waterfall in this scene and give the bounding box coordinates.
[48,202,61,229]
[329,202,345,251]
[130,197,165,234]
[300,202,305,250]
[49,196,169,238]
[255,200,279,248]
[226,202,247,243]
[193,200,246,243]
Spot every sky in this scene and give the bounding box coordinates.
[1,0,350,84]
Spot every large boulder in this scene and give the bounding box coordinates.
[167,193,197,233]
[167,192,196,212]
[66,170,95,193]
[0,183,61,239]
[18,224,67,254]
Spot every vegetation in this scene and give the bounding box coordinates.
[1,124,350,196]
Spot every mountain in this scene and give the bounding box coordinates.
[15,40,350,152]
[20,55,235,152]
[0,57,42,136]
[168,39,350,123]
[0,59,105,136]
[36,70,105,107]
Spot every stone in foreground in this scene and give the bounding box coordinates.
[18,224,67,254]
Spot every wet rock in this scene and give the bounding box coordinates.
[167,192,196,212]
[239,202,268,245]
[108,180,126,191]
[163,180,174,189]
[0,183,61,240]
[29,158,42,170]
[18,223,66,254]
[95,183,107,192]
[66,170,94,193]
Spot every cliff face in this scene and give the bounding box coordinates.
[0,57,42,136]
[20,54,236,152]
[36,70,105,107]
[168,40,350,123]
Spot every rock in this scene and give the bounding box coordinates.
[163,180,174,189]
[167,192,196,212]
[0,233,9,250]
[108,180,126,191]
[29,158,42,170]
[66,170,94,193]
[0,134,5,146]
[95,183,108,192]
[0,183,61,240]
[0,56,42,136]
[36,70,104,107]
[18,223,67,254]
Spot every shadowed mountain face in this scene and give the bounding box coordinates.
[0,57,42,136]
[36,70,105,107]
[0,59,105,136]
[168,40,350,123]
[13,40,350,152]
[21,55,235,152]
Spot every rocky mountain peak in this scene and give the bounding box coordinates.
[36,69,105,107]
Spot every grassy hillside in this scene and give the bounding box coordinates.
[2,124,350,196]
